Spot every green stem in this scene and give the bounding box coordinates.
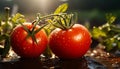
[4,7,10,23]
[34,23,48,34]
[111,25,120,33]
[31,20,37,32]
[33,13,68,30]
[20,22,30,34]
[68,14,75,29]
[0,20,1,35]
[32,13,60,32]
[56,19,66,29]
[60,14,67,27]
[2,36,10,57]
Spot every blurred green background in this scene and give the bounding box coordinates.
[0,0,120,27]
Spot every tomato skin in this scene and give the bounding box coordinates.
[10,23,48,58]
[49,24,91,59]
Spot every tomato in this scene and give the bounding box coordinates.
[49,24,91,59]
[10,23,48,58]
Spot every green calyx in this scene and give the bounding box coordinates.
[57,13,75,30]
[20,13,76,44]
[49,13,76,30]
[20,14,49,44]
[20,13,68,44]
[48,3,77,30]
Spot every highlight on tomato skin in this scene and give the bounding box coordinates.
[10,23,48,58]
[49,24,92,59]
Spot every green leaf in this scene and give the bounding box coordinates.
[92,27,107,39]
[43,23,55,36]
[104,38,114,51]
[11,13,26,27]
[54,3,68,14]
[11,13,24,23]
[2,37,10,57]
[18,18,26,23]
[106,13,116,24]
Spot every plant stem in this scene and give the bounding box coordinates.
[4,7,10,23]
[111,25,120,33]
[0,20,1,35]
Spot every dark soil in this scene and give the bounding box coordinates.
[0,45,120,69]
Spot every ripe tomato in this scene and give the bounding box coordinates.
[49,24,91,59]
[10,23,48,58]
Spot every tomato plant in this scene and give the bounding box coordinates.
[91,14,120,52]
[10,23,48,58]
[0,7,26,57]
[49,14,92,59]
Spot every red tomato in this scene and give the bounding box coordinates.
[49,24,91,59]
[10,23,48,58]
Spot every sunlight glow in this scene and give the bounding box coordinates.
[29,0,53,14]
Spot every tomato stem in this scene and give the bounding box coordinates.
[4,7,10,23]
[52,13,75,30]
[20,13,75,44]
